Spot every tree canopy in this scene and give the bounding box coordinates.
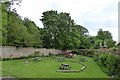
[40,10,89,49]
[1,1,42,48]
[1,1,116,49]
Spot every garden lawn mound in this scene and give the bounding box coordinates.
[2,55,109,78]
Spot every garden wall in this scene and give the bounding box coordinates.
[0,46,63,58]
[0,46,116,58]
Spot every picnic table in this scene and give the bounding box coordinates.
[59,63,71,70]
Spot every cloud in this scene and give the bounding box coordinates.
[15,0,118,42]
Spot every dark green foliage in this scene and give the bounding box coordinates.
[23,18,43,48]
[2,1,116,49]
[94,29,116,49]
[71,49,87,55]
[96,29,112,40]
[1,2,8,46]
[99,54,108,66]
[93,53,100,61]
[40,10,89,49]
[98,53,120,77]
[19,55,27,59]
[11,57,20,60]
[1,2,42,48]
[28,54,34,58]
[79,35,92,49]
[1,57,19,61]
[72,49,95,57]
[1,58,11,61]
[86,49,95,57]
[73,49,120,78]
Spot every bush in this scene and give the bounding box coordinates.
[11,57,20,60]
[19,55,27,59]
[72,49,88,55]
[34,51,40,57]
[28,51,39,58]
[1,58,11,61]
[73,49,95,57]
[93,53,100,61]
[28,54,34,58]
[86,49,95,57]
[49,52,53,56]
[99,53,108,67]
[106,54,120,76]
[98,53,120,77]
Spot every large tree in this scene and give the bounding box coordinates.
[41,10,89,49]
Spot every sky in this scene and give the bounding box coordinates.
[14,0,119,42]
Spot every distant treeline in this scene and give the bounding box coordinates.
[1,1,116,50]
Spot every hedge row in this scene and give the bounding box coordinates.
[73,49,120,78]
[72,49,96,57]
[97,53,120,78]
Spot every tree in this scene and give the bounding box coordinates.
[94,39,103,49]
[23,18,42,48]
[96,29,112,40]
[7,11,27,47]
[72,24,89,49]
[96,29,115,48]
[1,1,42,47]
[40,10,84,49]
[106,39,116,48]
[1,0,23,46]
[1,2,9,45]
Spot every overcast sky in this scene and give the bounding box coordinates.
[14,0,119,42]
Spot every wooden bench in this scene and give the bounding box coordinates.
[81,66,87,71]
[56,70,80,73]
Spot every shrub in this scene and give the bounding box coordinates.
[34,51,40,57]
[49,52,53,56]
[98,53,120,77]
[1,58,11,61]
[19,55,27,59]
[99,53,108,67]
[28,51,39,58]
[28,54,34,58]
[12,57,20,60]
[86,49,95,57]
[93,53,100,61]
[72,49,88,55]
[106,54,120,76]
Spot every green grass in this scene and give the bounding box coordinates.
[2,55,109,78]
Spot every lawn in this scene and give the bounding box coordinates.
[2,55,108,78]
